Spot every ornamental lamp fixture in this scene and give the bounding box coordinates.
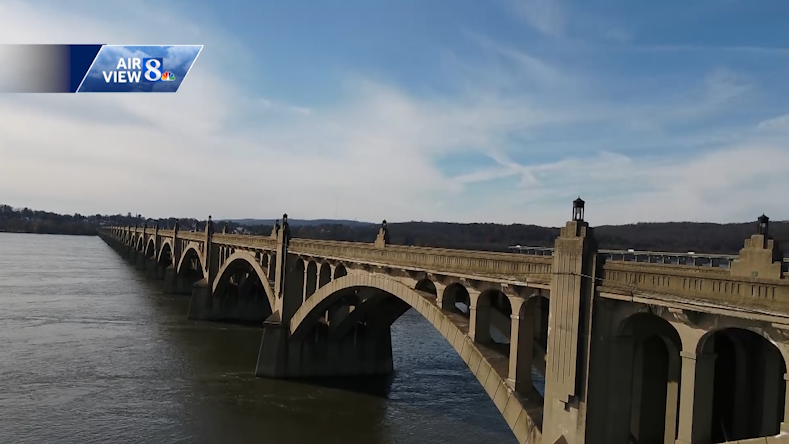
[572,196,585,222]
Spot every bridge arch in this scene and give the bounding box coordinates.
[288,274,540,441]
[442,282,470,315]
[475,289,512,345]
[177,244,205,278]
[158,240,173,267]
[333,263,347,279]
[414,278,437,295]
[211,251,275,310]
[210,251,275,322]
[145,238,156,258]
[305,261,318,300]
[318,262,332,289]
[612,312,683,444]
[135,236,144,252]
[696,327,787,442]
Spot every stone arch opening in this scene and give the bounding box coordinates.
[414,279,437,296]
[177,246,204,294]
[212,255,274,324]
[305,261,318,300]
[318,262,332,288]
[475,289,512,346]
[442,283,470,316]
[145,238,156,258]
[611,312,682,444]
[285,275,538,441]
[333,263,347,279]
[158,242,172,268]
[136,237,144,252]
[699,328,787,443]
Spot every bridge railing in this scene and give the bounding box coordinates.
[213,234,278,249]
[289,238,554,283]
[509,245,789,271]
[176,232,202,242]
[598,260,789,314]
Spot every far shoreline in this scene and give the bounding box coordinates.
[0,231,97,237]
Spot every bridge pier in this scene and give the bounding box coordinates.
[145,258,163,279]
[255,321,394,378]
[187,279,213,320]
[187,279,272,324]
[135,252,147,271]
[163,265,178,293]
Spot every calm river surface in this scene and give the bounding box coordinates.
[0,233,515,444]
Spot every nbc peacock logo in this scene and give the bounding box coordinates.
[161,71,176,81]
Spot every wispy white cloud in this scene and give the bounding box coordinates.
[757,114,789,132]
[508,0,565,37]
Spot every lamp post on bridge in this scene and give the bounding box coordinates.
[758,213,769,236]
[375,220,390,247]
[573,196,585,222]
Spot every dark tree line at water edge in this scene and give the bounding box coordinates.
[244,220,789,255]
[1,204,787,255]
[0,205,203,237]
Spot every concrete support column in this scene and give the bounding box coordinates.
[468,289,489,343]
[760,352,782,435]
[302,266,309,303]
[507,298,533,393]
[781,373,789,433]
[434,281,447,307]
[675,351,716,444]
[266,253,275,282]
[665,349,681,444]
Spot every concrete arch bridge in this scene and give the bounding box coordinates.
[99,204,789,444]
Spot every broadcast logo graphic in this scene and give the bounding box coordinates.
[0,44,203,93]
[101,57,176,83]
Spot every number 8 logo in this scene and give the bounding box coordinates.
[144,59,162,82]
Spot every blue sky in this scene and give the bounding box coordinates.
[0,0,788,226]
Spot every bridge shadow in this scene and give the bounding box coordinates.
[293,373,396,398]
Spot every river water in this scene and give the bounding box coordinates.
[0,233,516,444]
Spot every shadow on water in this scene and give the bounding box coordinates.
[296,373,395,398]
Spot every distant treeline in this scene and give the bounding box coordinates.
[245,220,789,255]
[0,205,204,237]
[1,204,786,255]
